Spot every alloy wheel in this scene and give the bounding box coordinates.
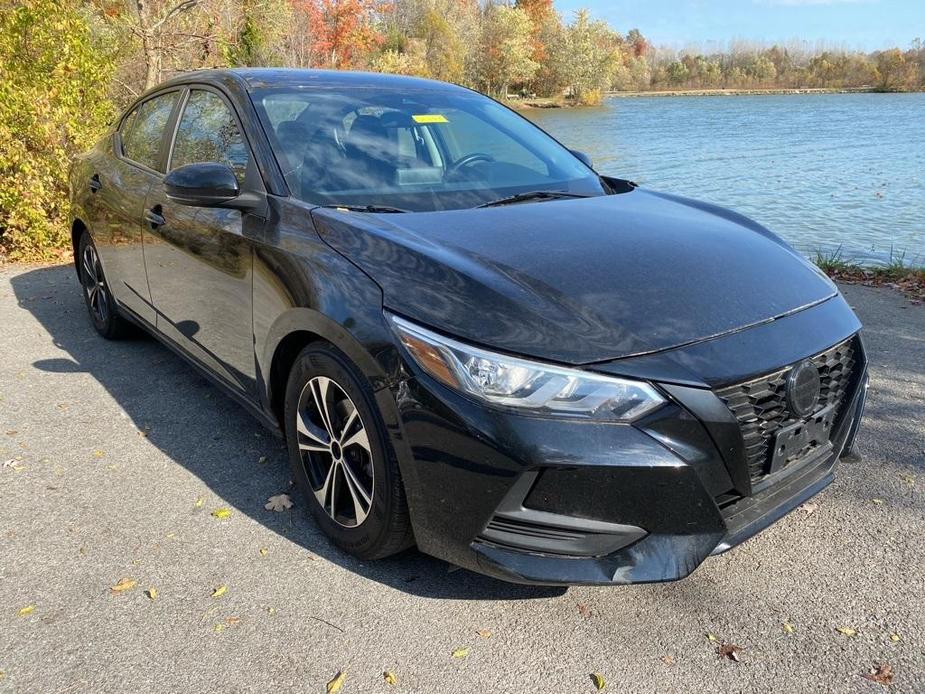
[296,376,374,527]
[82,243,109,323]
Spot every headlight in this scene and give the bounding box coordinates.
[389,315,665,422]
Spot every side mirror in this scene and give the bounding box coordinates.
[164,162,240,207]
[570,149,594,169]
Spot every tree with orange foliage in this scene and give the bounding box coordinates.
[295,0,386,69]
[517,0,552,63]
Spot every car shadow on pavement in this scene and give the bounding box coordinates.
[12,264,565,601]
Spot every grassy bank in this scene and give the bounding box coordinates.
[814,248,925,303]
[508,96,599,109]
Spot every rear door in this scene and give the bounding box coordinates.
[85,90,181,324]
[143,86,261,396]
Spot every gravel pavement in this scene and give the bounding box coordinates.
[0,264,922,693]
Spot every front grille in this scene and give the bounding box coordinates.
[716,337,859,484]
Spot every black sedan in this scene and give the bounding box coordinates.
[69,69,868,585]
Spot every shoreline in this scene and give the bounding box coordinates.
[512,86,922,108]
[813,252,924,303]
[608,86,884,98]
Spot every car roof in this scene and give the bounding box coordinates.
[159,68,472,95]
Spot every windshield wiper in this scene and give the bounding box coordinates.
[322,204,410,214]
[476,191,590,208]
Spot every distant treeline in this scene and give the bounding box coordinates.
[645,41,925,94]
[78,1,925,106]
[1,0,923,260]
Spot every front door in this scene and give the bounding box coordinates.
[143,87,260,396]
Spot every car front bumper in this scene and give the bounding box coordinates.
[382,296,868,586]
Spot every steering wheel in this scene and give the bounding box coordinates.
[448,152,495,175]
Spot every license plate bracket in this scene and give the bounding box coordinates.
[769,403,836,475]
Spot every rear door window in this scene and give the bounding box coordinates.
[120,91,180,172]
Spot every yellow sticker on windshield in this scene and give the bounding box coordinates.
[412,114,448,124]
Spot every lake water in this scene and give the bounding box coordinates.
[527,93,925,266]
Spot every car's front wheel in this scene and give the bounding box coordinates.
[284,343,414,559]
[78,231,130,339]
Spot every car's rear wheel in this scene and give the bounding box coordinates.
[78,231,130,339]
[284,343,414,559]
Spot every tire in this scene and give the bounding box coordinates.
[284,343,414,559]
[78,231,130,339]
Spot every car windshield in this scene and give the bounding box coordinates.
[250,85,606,212]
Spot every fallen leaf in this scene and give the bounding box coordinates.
[93,450,104,458]
[326,671,346,693]
[706,632,719,642]
[211,507,231,519]
[452,647,470,659]
[17,604,35,617]
[476,629,492,639]
[110,577,136,594]
[267,607,277,615]
[836,626,857,637]
[213,623,225,633]
[577,603,592,618]
[265,494,293,512]
[211,585,227,598]
[889,632,902,642]
[225,616,241,625]
[783,621,795,634]
[383,671,398,685]
[660,655,674,666]
[590,672,606,690]
[194,497,204,508]
[872,498,884,505]
[862,663,894,685]
[718,643,744,662]
[166,532,177,539]
[145,588,157,601]
[798,502,818,515]
[899,473,915,487]
[259,547,269,556]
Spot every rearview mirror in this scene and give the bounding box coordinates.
[164,162,240,207]
[570,149,594,169]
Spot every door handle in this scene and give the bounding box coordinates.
[144,208,165,228]
[89,174,102,193]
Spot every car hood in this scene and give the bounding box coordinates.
[312,188,837,365]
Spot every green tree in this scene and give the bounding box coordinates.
[472,4,538,98]
[225,0,291,66]
[665,60,690,86]
[418,8,466,83]
[558,10,621,104]
[0,0,115,260]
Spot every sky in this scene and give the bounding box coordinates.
[553,0,925,52]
